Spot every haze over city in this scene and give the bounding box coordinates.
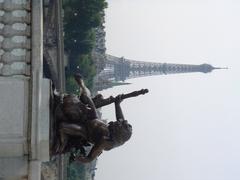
[96,0,240,180]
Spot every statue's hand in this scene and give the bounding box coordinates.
[74,73,83,84]
[109,95,114,101]
[115,94,123,104]
[74,73,82,80]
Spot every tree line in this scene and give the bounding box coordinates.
[63,0,107,93]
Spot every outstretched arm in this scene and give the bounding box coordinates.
[92,94,115,109]
[94,89,148,109]
[115,95,125,121]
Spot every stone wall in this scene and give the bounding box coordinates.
[0,0,31,178]
[0,0,50,179]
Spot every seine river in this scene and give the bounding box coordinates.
[96,67,240,180]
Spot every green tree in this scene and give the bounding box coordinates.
[64,0,107,92]
[66,54,96,93]
[64,0,107,55]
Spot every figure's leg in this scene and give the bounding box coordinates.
[60,123,87,138]
[57,122,88,153]
[74,74,98,119]
[74,73,91,97]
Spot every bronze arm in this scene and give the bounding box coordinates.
[115,100,124,121]
[94,89,149,109]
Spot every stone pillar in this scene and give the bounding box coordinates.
[29,0,50,179]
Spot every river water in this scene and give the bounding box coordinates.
[96,66,240,180]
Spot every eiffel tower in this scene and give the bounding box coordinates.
[98,54,226,81]
[94,54,226,91]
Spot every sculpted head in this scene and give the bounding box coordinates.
[108,120,132,148]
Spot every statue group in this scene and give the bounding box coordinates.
[53,74,148,163]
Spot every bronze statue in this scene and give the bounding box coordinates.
[53,74,148,163]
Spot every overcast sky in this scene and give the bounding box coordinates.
[96,1,240,180]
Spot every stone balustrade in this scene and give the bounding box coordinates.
[0,1,31,76]
[0,0,30,11]
[0,36,30,50]
[0,10,30,24]
[0,50,30,63]
[0,62,30,76]
[0,23,30,37]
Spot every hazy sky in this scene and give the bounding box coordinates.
[96,0,240,180]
